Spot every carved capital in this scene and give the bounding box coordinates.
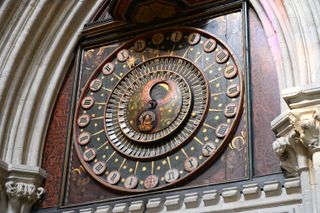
[289,108,320,153]
[272,107,320,176]
[272,84,320,177]
[5,181,45,213]
[5,181,45,202]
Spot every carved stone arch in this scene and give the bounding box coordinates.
[0,0,320,212]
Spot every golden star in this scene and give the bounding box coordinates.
[128,56,136,68]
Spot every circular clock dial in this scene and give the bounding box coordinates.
[74,27,243,192]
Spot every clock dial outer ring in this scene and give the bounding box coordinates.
[73,26,244,193]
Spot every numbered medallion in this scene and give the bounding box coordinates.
[165,169,180,183]
[184,157,199,172]
[107,171,121,185]
[93,161,106,175]
[78,131,91,145]
[102,63,115,75]
[134,39,146,52]
[117,49,129,62]
[216,49,229,64]
[216,124,229,138]
[224,65,237,79]
[81,96,94,109]
[171,31,183,43]
[203,39,217,52]
[227,84,240,98]
[77,114,90,127]
[202,142,216,157]
[89,79,102,92]
[188,33,201,45]
[152,33,164,45]
[224,103,237,118]
[144,175,159,189]
[124,175,139,189]
[83,148,96,162]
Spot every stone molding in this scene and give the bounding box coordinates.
[43,177,301,213]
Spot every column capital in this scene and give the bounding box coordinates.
[5,181,45,202]
[5,179,45,213]
[0,164,47,213]
[272,84,320,175]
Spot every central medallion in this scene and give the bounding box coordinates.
[105,56,209,159]
[118,70,192,143]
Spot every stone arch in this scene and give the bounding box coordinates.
[0,0,319,212]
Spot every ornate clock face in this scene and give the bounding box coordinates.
[74,27,243,192]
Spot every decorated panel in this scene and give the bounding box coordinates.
[62,12,248,205]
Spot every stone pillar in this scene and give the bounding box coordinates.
[271,84,320,213]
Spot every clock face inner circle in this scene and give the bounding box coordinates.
[121,70,192,139]
[105,56,208,159]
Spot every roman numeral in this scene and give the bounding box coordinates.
[227,84,240,98]
[110,173,117,181]
[202,143,216,157]
[83,148,95,161]
[152,33,164,45]
[80,117,87,123]
[107,171,121,185]
[216,50,229,63]
[124,175,138,189]
[167,171,174,180]
[224,65,237,79]
[102,63,114,75]
[184,157,198,172]
[117,49,129,62]
[134,40,146,52]
[81,97,94,109]
[77,115,90,127]
[80,135,88,141]
[171,31,182,42]
[95,163,103,172]
[83,99,91,105]
[205,41,214,49]
[90,79,102,92]
[203,39,217,52]
[224,104,237,118]
[216,124,229,138]
[93,162,106,175]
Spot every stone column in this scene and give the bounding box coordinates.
[272,84,320,213]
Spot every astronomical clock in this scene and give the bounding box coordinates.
[53,0,261,207]
[74,27,243,193]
